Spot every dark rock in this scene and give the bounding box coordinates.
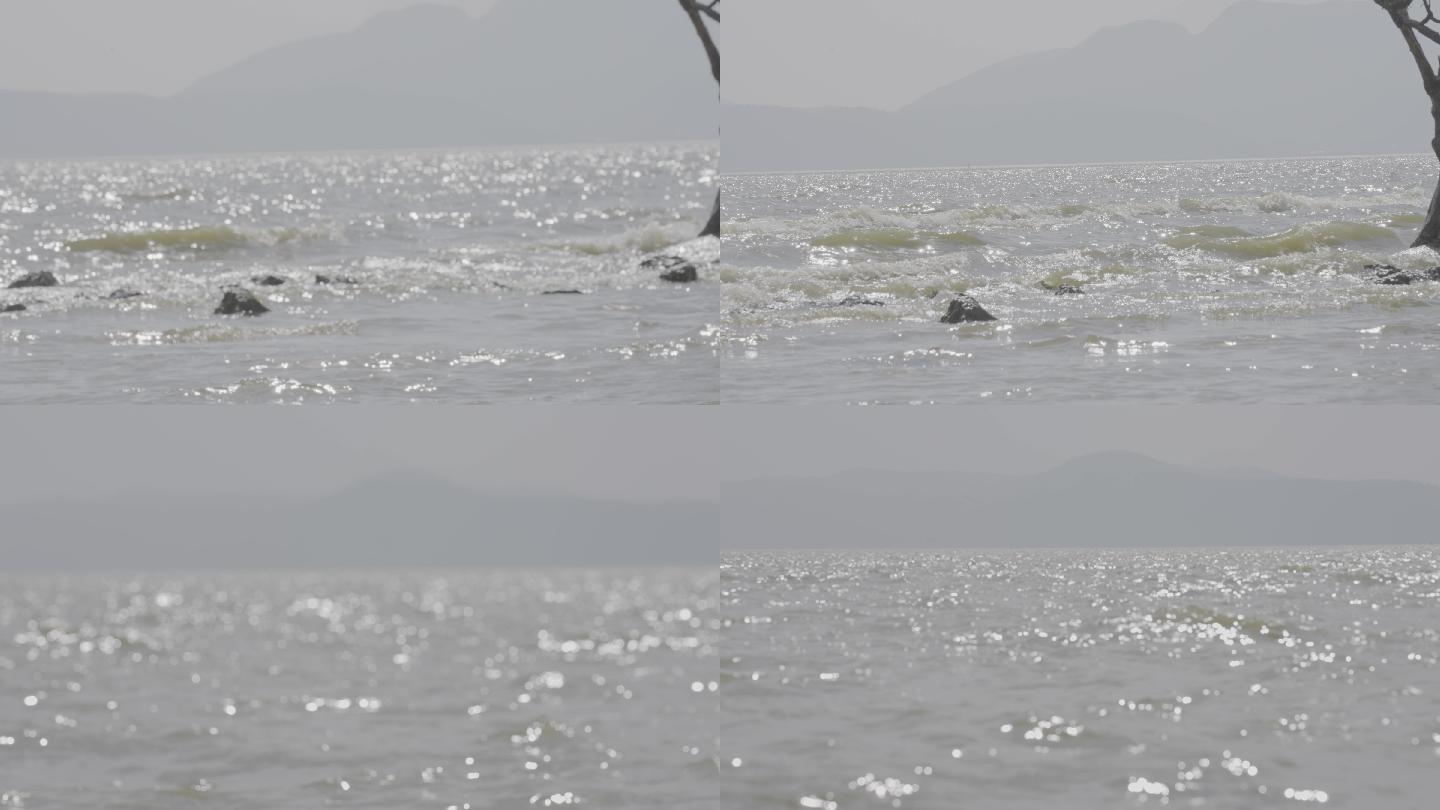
[7,271,57,289]
[315,274,359,285]
[1,303,25,313]
[1368,264,1440,285]
[641,255,689,271]
[252,275,286,286]
[940,294,998,324]
[1041,281,1085,295]
[214,288,269,316]
[659,265,700,283]
[837,295,885,307]
[543,289,584,295]
[107,289,143,300]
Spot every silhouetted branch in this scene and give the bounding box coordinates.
[679,0,721,238]
[1375,0,1440,247]
[679,0,720,83]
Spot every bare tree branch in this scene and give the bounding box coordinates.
[678,0,720,84]
[679,0,721,239]
[1375,0,1440,247]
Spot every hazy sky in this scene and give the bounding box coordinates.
[2,407,1434,509]
[0,0,497,96]
[713,406,1440,488]
[0,407,710,507]
[727,0,1343,109]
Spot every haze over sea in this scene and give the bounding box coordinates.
[0,142,717,403]
[719,549,1440,809]
[722,155,1440,403]
[0,567,720,809]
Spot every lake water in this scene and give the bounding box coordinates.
[0,568,720,809]
[718,548,1440,808]
[0,142,717,403]
[722,155,1440,403]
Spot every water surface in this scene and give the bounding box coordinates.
[723,156,1440,403]
[720,549,1440,808]
[0,143,717,403]
[0,568,720,808]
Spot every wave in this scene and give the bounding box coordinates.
[562,221,698,255]
[121,188,191,203]
[105,321,360,346]
[66,226,250,254]
[64,225,342,255]
[808,228,986,250]
[1163,221,1397,259]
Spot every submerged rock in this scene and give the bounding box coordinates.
[1,303,25,313]
[315,274,358,285]
[1367,263,1440,285]
[543,289,584,295]
[107,289,143,300]
[659,264,699,283]
[1040,281,1085,295]
[940,295,997,324]
[643,254,701,281]
[214,288,269,316]
[252,275,286,286]
[641,255,689,271]
[7,271,57,289]
[837,295,885,307]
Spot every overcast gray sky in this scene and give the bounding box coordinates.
[726,0,1341,109]
[0,0,497,96]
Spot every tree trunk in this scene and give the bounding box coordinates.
[1419,95,1440,249]
[700,191,720,238]
[678,0,720,241]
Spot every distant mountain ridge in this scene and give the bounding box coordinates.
[1,475,717,571]
[0,0,716,159]
[725,1,1428,171]
[725,452,1440,550]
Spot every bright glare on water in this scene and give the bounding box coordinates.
[0,142,717,403]
[719,549,1440,808]
[723,155,1440,403]
[0,569,719,808]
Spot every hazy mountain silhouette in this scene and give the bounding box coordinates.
[725,451,1440,549]
[1,474,717,572]
[0,0,716,159]
[725,1,1425,171]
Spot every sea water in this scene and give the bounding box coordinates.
[0,142,717,403]
[718,549,1440,808]
[0,568,720,808]
[723,155,1440,403]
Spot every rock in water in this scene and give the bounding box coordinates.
[940,295,997,324]
[215,289,269,316]
[659,265,699,283]
[1041,280,1085,295]
[641,255,689,271]
[1368,263,1440,285]
[7,271,57,289]
[107,289,143,300]
[1,303,25,313]
[543,289,584,295]
[252,275,286,286]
